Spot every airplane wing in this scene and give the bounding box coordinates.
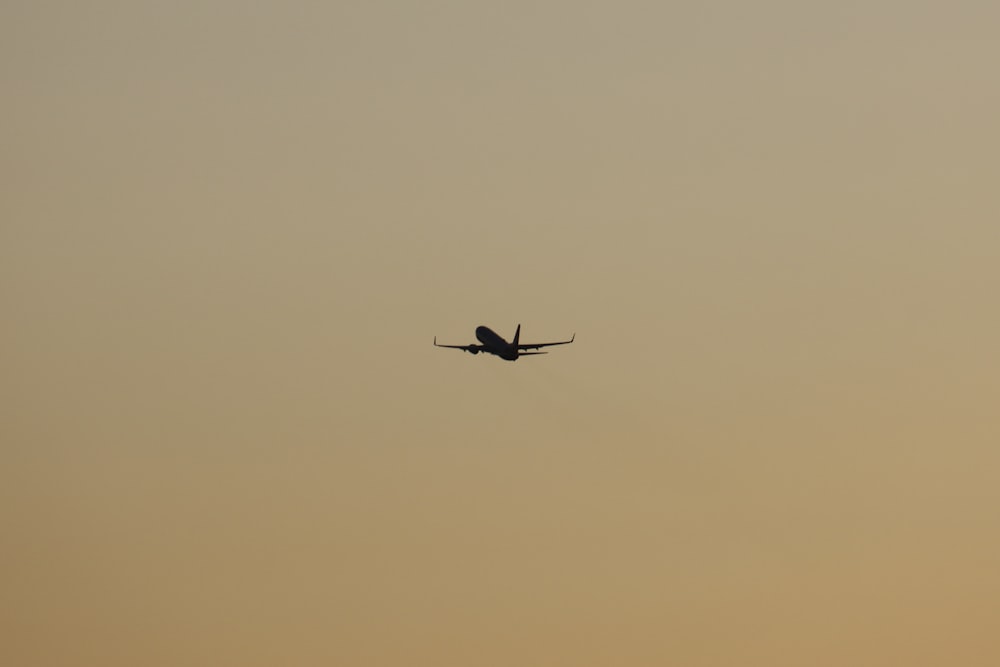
[433,337,481,353]
[517,333,575,351]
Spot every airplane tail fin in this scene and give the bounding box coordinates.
[512,324,521,348]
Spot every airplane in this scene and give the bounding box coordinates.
[434,324,574,361]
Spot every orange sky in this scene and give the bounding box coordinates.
[4,2,999,665]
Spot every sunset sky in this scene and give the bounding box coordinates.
[4,2,999,665]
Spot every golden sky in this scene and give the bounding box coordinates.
[4,2,999,665]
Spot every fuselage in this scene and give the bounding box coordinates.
[475,326,518,360]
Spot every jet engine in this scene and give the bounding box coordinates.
[467,347,479,354]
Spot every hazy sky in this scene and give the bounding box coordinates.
[4,2,999,665]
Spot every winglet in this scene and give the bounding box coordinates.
[513,324,521,348]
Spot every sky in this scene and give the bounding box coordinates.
[3,1,999,665]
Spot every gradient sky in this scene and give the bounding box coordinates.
[4,2,1000,665]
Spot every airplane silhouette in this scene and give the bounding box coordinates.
[434,324,574,361]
